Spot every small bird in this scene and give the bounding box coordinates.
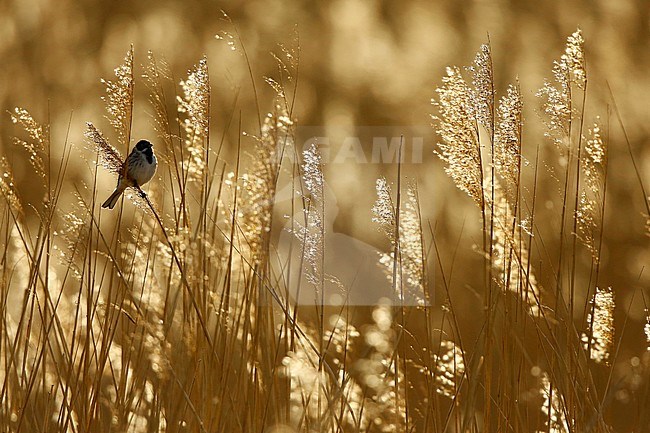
[102,139,157,209]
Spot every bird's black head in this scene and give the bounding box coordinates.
[135,140,154,164]
[135,140,153,151]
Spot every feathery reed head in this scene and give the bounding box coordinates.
[563,29,587,89]
[494,83,523,197]
[101,47,134,149]
[372,177,395,238]
[0,157,22,215]
[576,120,607,258]
[582,286,615,364]
[11,107,48,180]
[300,143,325,287]
[468,43,495,136]
[539,373,571,433]
[537,28,586,151]
[143,50,174,164]
[178,56,210,182]
[432,66,483,204]
[240,100,294,263]
[84,122,124,174]
[373,180,425,304]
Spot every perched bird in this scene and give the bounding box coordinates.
[102,139,157,209]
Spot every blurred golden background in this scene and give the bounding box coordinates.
[2,1,649,423]
[3,4,649,283]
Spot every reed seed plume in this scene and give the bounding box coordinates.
[302,143,324,204]
[373,179,425,304]
[372,177,395,238]
[143,51,175,165]
[215,31,238,52]
[264,77,286,100]
[395,186,424,299]
[0,157,22,215]
[10,107,48,180]
[539,373,571,433]
[562,30,587,90]
[582,286,615,364]
[240,100,294,263]
[101,47,134,149]
[576,121,607,258]
[536,29,586,152]
[494,83,523,198]
[299,143,325,287]
[84,122,124,174]
[178,56,210,182]
[432,66,483,205]
[468,43,495,137]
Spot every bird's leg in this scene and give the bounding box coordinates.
[132,183,146,199]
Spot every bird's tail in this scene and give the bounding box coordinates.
[101,186,125,209]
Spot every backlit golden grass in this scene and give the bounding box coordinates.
[1,27,650,433]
